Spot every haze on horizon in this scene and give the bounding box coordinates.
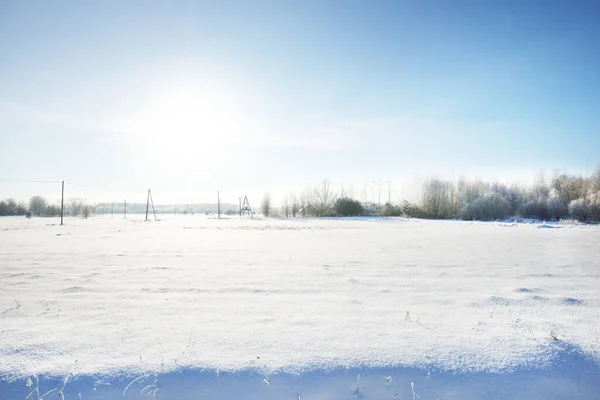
[1,1,599,205]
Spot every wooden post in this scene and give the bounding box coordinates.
[145,189,150,222]
[217,191,221,219]
[238,197,242,217]
[60,181,64,226]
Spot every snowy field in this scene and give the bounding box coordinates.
[0,216,599,399]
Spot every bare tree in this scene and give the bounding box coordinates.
[281,196,290,217]
[298,189,314,217]
[261,193,271,217]
[289,193,300,218]
[314,179,334,217]
[68,198,83,217]
[421,178,454,219]
[28,196,48,217]
[82,205,93,219]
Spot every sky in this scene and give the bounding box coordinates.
[1,0,599,205]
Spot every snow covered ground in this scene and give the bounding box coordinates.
[1,216,599,399]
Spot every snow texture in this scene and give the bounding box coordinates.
[1,216,599,399]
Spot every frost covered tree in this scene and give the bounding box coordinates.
[568,198,589,221]
[0,198,27,216]
[314,179,335,217]
[45,204,61,217]
[28,196,48,217]
[82,205,94,219]
[261,193,271,217]
[68,198,83,217]
[289,194,300,218]
[547,189,568,220]
[588,193,600,222]
[459,193,511,221]
[421,178,454,219]
[281,196,290,217]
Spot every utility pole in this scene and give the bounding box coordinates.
[60,181,64,226]
[145,189,157,222]
[124,199,127,219]
[238,197,242,217]
[145,190,150,222]
[217,191,221,219]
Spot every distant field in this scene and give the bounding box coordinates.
[1,216,599,399]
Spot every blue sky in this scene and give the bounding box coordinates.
[1,0,599,204]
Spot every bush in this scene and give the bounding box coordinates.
[459,193,511,221]
[568,198,589,222]
[402,201,424,218]
[334,197,363,216]
[518,200,550,220]
[380,202,403,217]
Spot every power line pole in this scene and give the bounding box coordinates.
[217,191,221,219]
[145,189,157,222]
[145,190,150,222]
[60,181,64,226]
[238,197,242,217]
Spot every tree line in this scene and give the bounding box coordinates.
[0,196,92,218]
[3,166,599,223]
[263,167,600,222]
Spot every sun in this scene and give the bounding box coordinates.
[130,84,251,172]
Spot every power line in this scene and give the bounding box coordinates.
[0,178,62,184]
[0,178,104,189]
[65,181,95,188]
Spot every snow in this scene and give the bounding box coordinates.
[1,216,599,399]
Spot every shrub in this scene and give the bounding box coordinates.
[334,197,364,216]
[459,193,511,221]
[402,201,424,218]
[380,202,403,217]
[518,200,550,220]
